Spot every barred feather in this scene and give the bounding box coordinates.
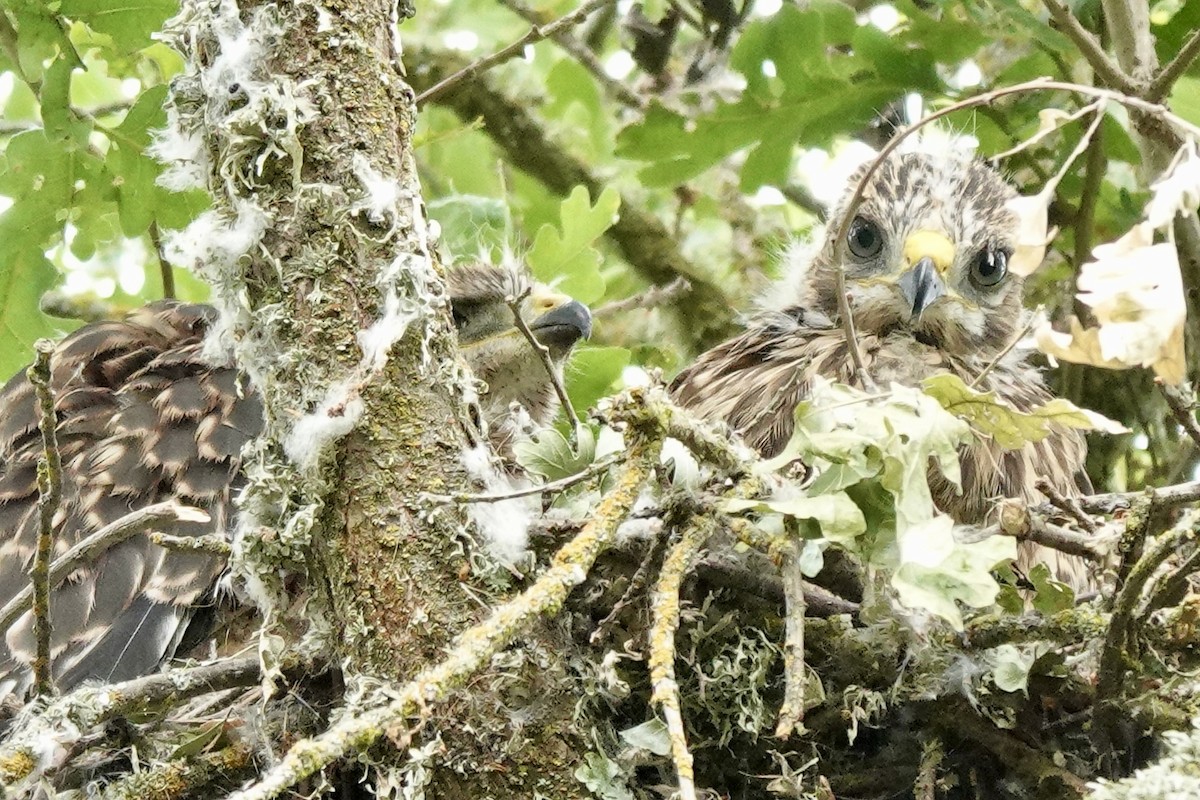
[0,265,589,696]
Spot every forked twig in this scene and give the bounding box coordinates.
[416,0,613,105]
[425,453,623,504]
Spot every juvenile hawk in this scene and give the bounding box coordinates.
[672,151,1092,589]
[0,264,590,696]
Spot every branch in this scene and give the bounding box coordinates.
[1160,383,1200,451]
[1146,28,1200,102]
[1054,479,1200,515]
[415,0,614,105]
[427,454,623,504]
[498,0,645,109]
[148,531,233,556]
[1094,507,1200,744]
[0,654,275,786]
[99,742,254,800]
[1035,477,1098,533]
[928,699,1088,796]
[0,503,210,639]
[991,501,1108,560]
[593,277,692,318]
[648,516,714,800]
[775,542,807,739]
[26,340,61,697]
[1042,1,1140,95]
[226,437,660,800]
[960,608,1108,651]
[507,287,582,434]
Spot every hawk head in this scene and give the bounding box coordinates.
[447,263,592,437]
[802,152,1024,361]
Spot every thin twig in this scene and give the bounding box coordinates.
[1138,542,1200,623]
[150,222,175,299]
[0,503,210,639]
[148,531,233,556]
[832,77,1200,258]
[506,287,583,435]
[834,283,872,390]
[1073,118,1107,269]
[1160,383,1200,451]
[226,438,659,800]
[591,530,666,644]
[425,454,623,504]
[989,101,1102,161]
[1146,28,1200,102]
[416,0,613,106]
[775,541,807,739]
[1035,477,1099,533]
[1042,1,1140,95]
[27,340,61,698]
[970,312,1038,389]
[1040,479,1200,515]
[989,502,1107,560]
[648,516,715,800]
[499,0,645,109]
[781,183,826,217]
[593,277,692,318]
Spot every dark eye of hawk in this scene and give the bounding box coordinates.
[847,216,883,259]
[970,246,1009,288]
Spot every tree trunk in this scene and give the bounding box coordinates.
[164,1,591,795]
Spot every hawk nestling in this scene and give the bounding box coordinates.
[0,264,590,696]
[672,151,1092,589]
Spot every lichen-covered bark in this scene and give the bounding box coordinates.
[163,0,591,795]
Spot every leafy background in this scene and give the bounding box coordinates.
[1,0,1198,492]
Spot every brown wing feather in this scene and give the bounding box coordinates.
[0,302,262,696]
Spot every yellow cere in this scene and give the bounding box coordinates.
[903,230,956,274]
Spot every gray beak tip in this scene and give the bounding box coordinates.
[897,257,946,318]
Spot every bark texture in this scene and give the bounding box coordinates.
[164,1,591,795]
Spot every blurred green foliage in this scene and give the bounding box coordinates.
[1,0,1198,491]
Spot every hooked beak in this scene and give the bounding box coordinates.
[529,299,592,352]
[897,257,946,318]
[898,230,954,318]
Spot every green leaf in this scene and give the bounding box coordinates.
[986,644,1036,695]
[427,195,511,261]
[0,249,62,379]
[168,721,225,760]
[618,719,671,756]
[725,492,866,544]
[564,345,629,416]
[574,752,634,800]
[526,185,618,303]
[1029,563,1075,614]
[892,516,1016,630]
[59,0,178,54]
[513,426,596,481]
[921,373,1127,450]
